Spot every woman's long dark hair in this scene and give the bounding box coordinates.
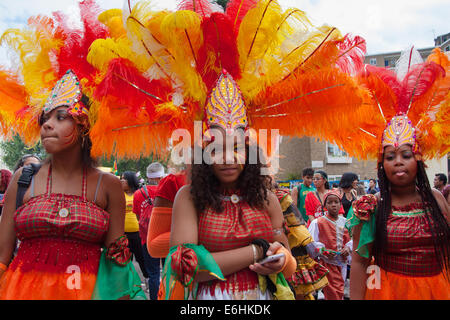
[339,172,358,189]
[79,94,97,168]
[190,143,272,213]
[374,160,450,274]
[122,171,140,193]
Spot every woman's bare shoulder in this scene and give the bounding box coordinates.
[174,184,193,202]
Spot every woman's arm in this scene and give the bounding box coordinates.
[171,186,293,282]
[103,173,126,248]
[0,170,22,270]
[291,187,298,207]
[170,186,260,281]
[349,223,371,300]
[431,188,450,223]
[266,191,289,249]
[249,191,293,276]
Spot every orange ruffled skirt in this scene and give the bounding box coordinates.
[0,269,97,300]
[365,268,449,300]
[0,238,100,300]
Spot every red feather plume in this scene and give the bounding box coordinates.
[225,0,258,34]
[54,0,108,81]
[196,12,241,91]
[94,58,172,118]
[397,62,445,114]
[336,34,366,75]
[177,0,213,17]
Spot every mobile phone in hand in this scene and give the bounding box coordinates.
[257,253,285,265]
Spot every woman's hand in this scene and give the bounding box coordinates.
[340,246,351,258]
[249,242,286,275]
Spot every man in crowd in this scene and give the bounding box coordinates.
[433,173,447,194]
[291,167,315,223]
[366,179,379,195]
[133,162,165,300]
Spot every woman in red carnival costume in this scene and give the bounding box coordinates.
[345,47,450,300]
[0,1,145,300]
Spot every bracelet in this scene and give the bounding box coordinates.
[251,244,258,264]
[0,262,7,272]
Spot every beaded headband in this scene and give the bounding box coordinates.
[380,114,421,159]
[43,70,89,118]
[204,70,248,136]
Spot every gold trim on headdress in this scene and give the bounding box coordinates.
[204,70,248,136]
[381,115,418,153]
[43,70,89,118]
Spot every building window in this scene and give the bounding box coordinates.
[446,46,450,52]
[384,59,389,67]
[326,143,352,164]
[369,58,377,65]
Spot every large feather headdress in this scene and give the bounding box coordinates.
[326,47,450,162]
[85,0,370,159]
[0,0,108,146]
[0,0,370,161]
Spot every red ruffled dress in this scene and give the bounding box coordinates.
[196,190,275,300]
[347,199,449,300]
[0,166,109,300]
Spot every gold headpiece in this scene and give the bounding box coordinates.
[381,114,420,156]
[204,70,248,136]
[43,70,89,118]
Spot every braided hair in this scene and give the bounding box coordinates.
[374,160,450,275]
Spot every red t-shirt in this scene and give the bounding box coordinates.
[155,172,187,203]
[133,185,158,245]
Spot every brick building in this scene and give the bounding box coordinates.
[276,136,377,182]
[277,32,449,184]
[365,32,450,68]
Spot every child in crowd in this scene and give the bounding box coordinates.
[291,168,315,224]
[308,190,352,300]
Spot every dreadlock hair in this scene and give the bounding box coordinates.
[374,160,450,275]
[190,143,272,213]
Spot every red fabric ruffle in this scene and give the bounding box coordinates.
[199,268,259,297]
[288,261,329,286]
[10,237,101,274]
[391,201,425,212]
[106,235,131,266]
[171,245,198,285]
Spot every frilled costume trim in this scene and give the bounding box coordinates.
[345,195,377,259]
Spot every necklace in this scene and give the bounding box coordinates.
[220,194,243,204]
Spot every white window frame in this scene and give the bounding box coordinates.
[369,58,377,65]
[326,142,352,164]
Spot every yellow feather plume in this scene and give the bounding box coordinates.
[98,9,126,39]
[88,37,151,73]
[160,10,206,104]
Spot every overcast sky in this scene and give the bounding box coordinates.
[0,0,448,67]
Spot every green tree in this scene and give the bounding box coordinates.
[99,154,169,178]
[0,134,168,178]
[0,135,46,171]
[286,172,302,181]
